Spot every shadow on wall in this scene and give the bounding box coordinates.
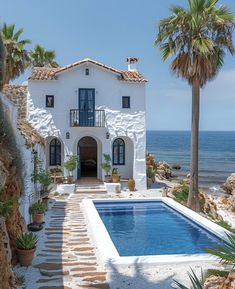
[107,260,175,289]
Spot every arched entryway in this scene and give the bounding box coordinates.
[77,136,97,178]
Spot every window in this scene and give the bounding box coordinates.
[113,138,125,165]
[122,96,130,108]
[46,95,54,108]
[49,138,61,166]
[85,68,89,75]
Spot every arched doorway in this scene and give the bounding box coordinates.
[77,136,97,178]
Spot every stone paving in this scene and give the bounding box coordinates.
[16,192,111,289]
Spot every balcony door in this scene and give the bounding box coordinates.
[79,89,95,127]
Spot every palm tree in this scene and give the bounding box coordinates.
[29,44,59,68]
[155,0,235,211]
[2,23,31,84]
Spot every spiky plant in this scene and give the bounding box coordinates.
[174,268,204,289]
[206,233,235,266]
[16,232,38,250]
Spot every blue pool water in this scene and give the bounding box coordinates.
[95,201,223,256]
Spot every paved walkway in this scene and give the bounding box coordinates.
[17,193,110,289]
[16,189,164,289]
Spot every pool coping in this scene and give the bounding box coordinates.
[83,197,230,267]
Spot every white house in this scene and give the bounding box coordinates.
[26,57,147,190]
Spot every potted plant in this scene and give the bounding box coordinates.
[64,155,78,183]
[29,202,47,224]
[112,168,120,183]
[101,154,112,182]
[16,232,38,266]
[128,178,135,191]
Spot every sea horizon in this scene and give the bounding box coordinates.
[146,130,235,192]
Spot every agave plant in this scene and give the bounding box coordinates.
[174,268,204,289]
[16,232,38,250]
[206,233,235,266]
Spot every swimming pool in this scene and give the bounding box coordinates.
[83,198,229,266]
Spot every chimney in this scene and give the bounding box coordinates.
[127,57,139,71]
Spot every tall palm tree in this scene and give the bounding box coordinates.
[29,44,59,68]
[2,23,31,84]
[155,0,235,211]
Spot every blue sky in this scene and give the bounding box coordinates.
[1,0,235,130]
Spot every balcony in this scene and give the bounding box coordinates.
[70,109,105,127]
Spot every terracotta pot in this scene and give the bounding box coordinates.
[128,178,135,191]
[32,213,44,224]
[17,248,36,266]
[112,174,120,183]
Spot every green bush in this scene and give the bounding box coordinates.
[173,184,189,204]
[146,167,155,179]
[64,155,78,173]
[16,232,37,250]
[29,202,46,215]
[101,154,111,175]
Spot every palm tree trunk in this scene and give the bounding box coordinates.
[187,80,200,211]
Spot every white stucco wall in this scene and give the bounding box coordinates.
[27,62,147,189]
[0,93,45,224]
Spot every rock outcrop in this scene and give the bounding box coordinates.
[204,272,235,289]
[222,173,235,195]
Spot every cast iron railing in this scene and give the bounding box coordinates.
[70,109,105,127]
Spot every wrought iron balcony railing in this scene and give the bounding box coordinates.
[70,109,105,127]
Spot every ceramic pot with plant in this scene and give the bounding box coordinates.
[128,178,135,191]
[112,168,120,183]
[64,155,78,183]
[101,154,112,182]
[29,202,47,224]
[16,232,38,266]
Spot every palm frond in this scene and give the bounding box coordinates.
[206,233,235,265]
[174,268,204,289]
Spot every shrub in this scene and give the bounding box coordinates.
[101,154,111,175]
[16,232,37,250]
[64,155,78,173]
[146,167,155,179]
[173,184,189,204]
[29,202,46,214]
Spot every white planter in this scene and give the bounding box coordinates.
[105,182,121,194]
[56,184,75,195]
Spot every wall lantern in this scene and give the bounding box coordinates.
[32,149,38,156]
[106,132,110,139]
[66,132,70,139]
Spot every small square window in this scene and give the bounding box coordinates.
[122,96,130,108]
[46,95,54,108]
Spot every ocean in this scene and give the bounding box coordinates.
[146,131,235,191]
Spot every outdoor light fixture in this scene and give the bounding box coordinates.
[106,132,110,139]
[66,132,70,139]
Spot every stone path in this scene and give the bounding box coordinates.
[17,193,110,289]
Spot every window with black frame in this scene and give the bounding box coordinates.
[113,138,125,165]
[46,95,54,108]
[122,96,130,108]
[49,138,61,165]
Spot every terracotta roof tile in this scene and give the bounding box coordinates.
[2,84,28,119]
[120,71,146,82]
[29,58,147,82]
[17,119,45,147]
[29,67,59,80]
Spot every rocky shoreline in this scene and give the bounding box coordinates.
[146,153,235,229]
